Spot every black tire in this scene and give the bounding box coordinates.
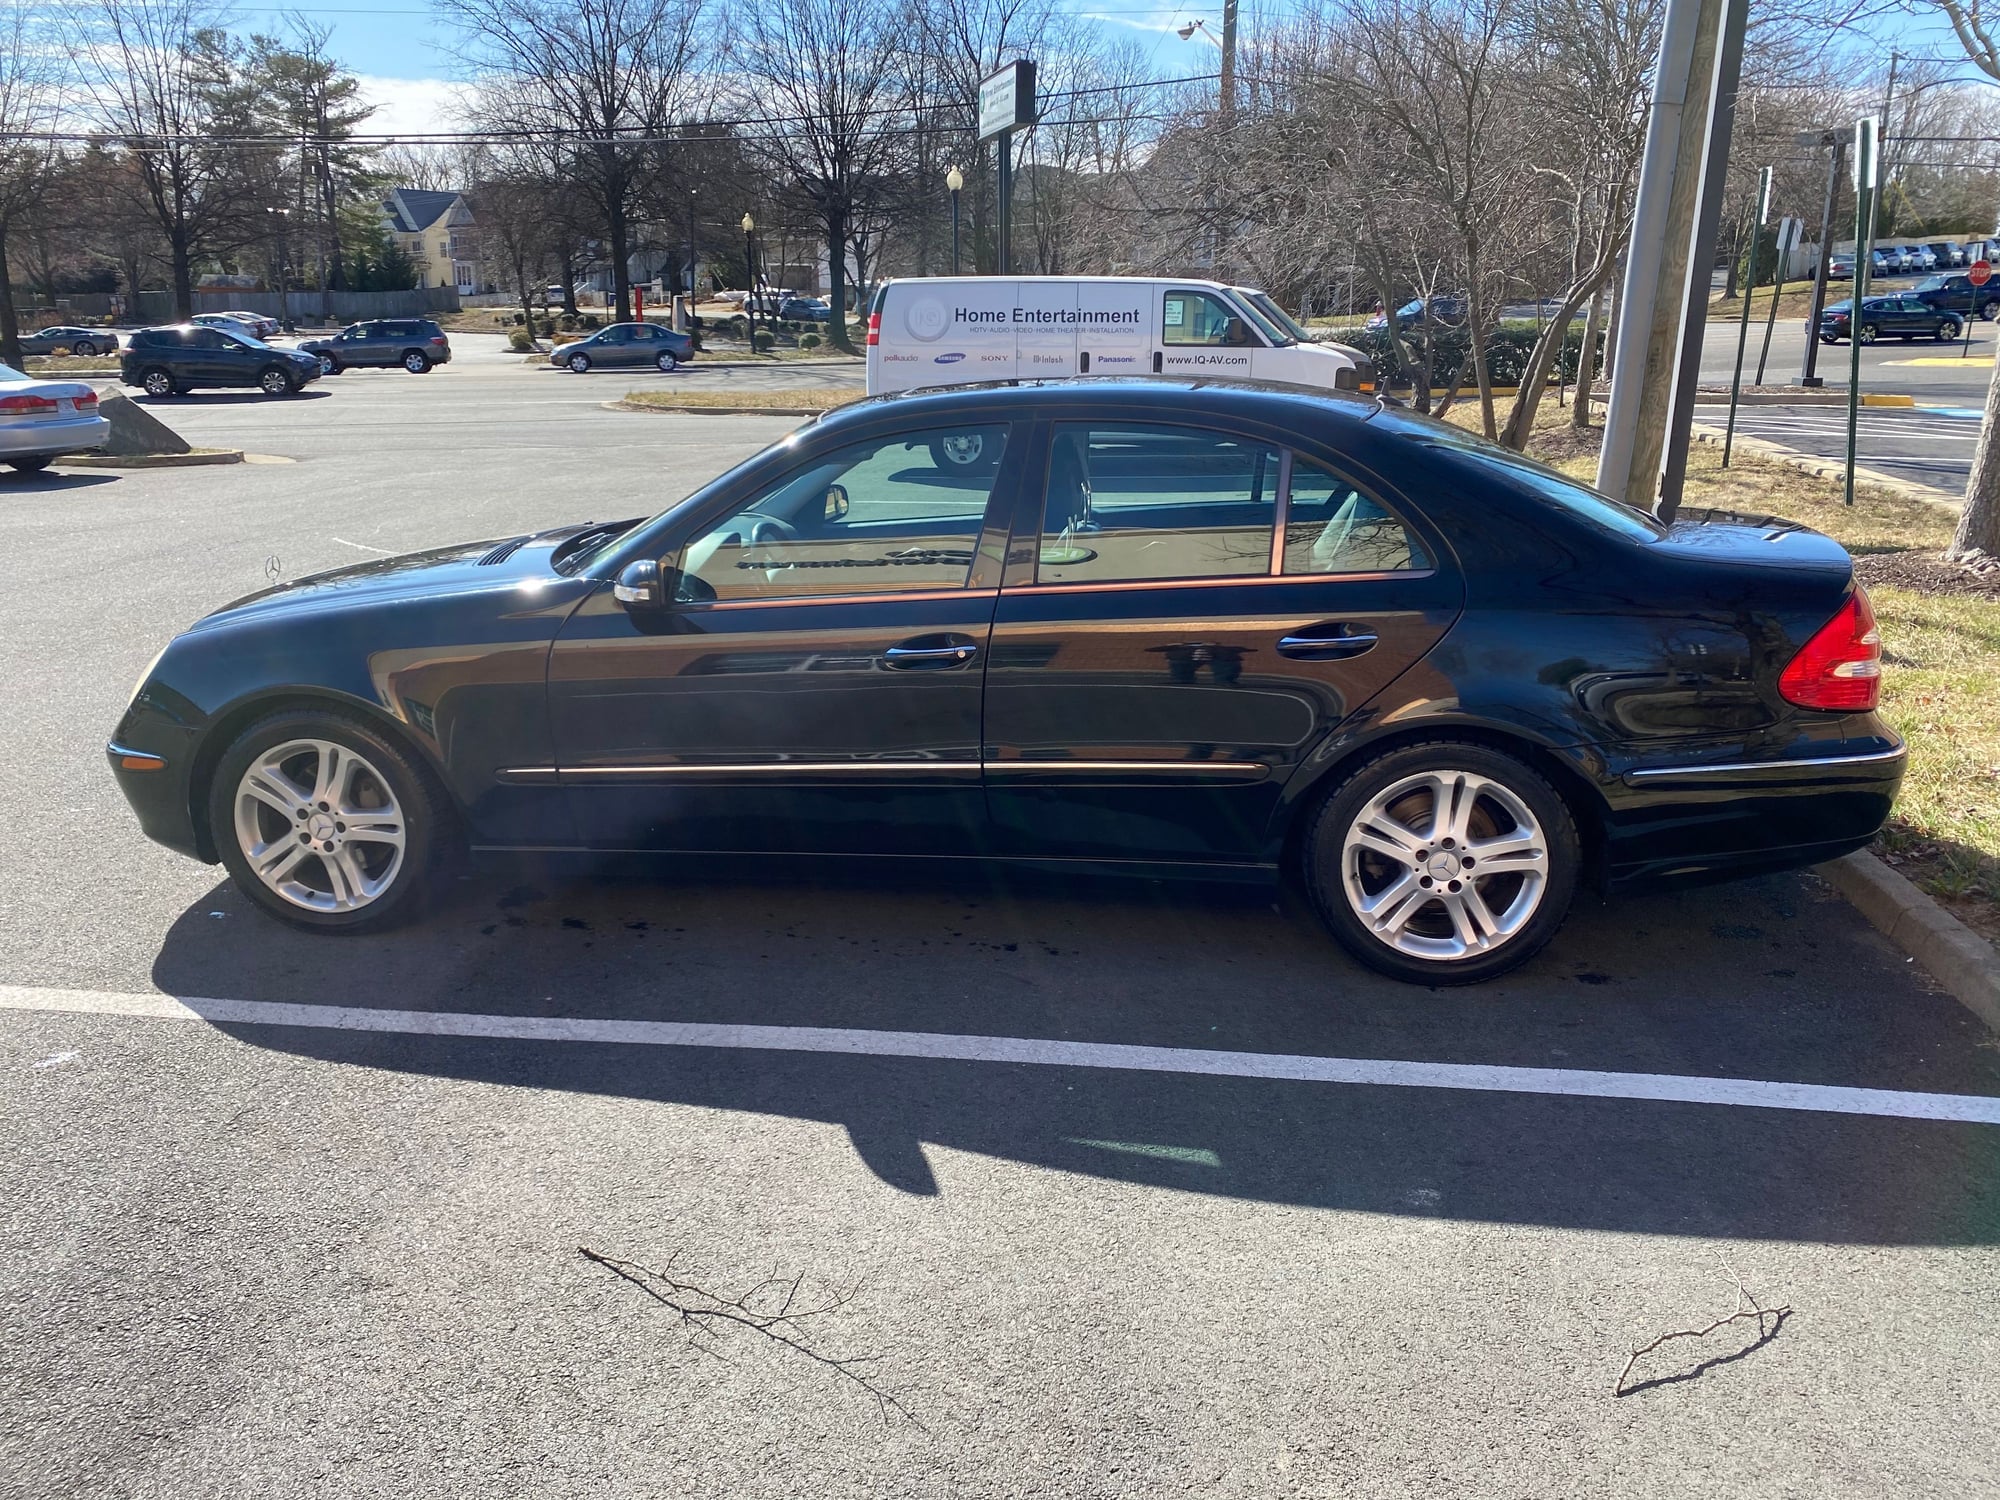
[7,455,52,473]
[567,352,591,373]
[1302,740,1580,986]
[209,707,450,935]
[1982,301,2000,321]
[319,353,342,375]
[1857,324,1879,344]
[72,340,97,358]
[655,350,678,372]
[139,367,177,398]
[259,366,296,396]
[402,350,431,373]
[929,432,995,472]
[1938,320,1962,342]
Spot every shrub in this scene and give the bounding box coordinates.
[507,326,536,352]
[798,332,821,350]
[752,329,775,352]
[534,317,553,336]
[730,314,749,334]
[579,313,601,330]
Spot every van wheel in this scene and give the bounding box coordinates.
[1302,740,1579,986]
[930,432,994,472]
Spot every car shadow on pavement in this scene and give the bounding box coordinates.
[134,389,333,406]
[0,470,119,492]
[149,858,2000,1246]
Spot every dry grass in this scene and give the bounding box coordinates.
[620,387,860,412]
[1439,399,1998,945]
[24,356,119,375]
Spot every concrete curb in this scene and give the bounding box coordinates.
[1818,851,2000,1031]
[59,448,244,468]
[607,400,830,417]
[1686,421,1959,510]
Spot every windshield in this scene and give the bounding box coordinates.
[1225,292,1293,346]
[1915,276,1947,291]
[222,328,270,349]
[1235,289,1305,345]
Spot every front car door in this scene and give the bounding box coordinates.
[185,328,243,383]
[595,325,638,366]
[547,417,1021,853]
[983,417,1462,863]
[1157,288,1259,380]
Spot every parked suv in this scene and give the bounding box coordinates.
[1912,272,2000,321]
[120,324,323,397]
[298,319,451,374]
[1926,241,1967,270]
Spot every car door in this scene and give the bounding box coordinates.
[184,328,239,384]
[592,324,637,366]
[982,419,1462,862]
[1157,288,1258,380]
[547,417,1022,854]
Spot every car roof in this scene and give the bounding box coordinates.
[817,377,1383,435]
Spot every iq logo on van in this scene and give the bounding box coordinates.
[903,296,951,342]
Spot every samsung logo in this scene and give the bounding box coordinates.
[933,352,965,364]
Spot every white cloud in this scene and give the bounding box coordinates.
[354,75,473,139]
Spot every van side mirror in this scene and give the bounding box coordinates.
[613,559,666,609]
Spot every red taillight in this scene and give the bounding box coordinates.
[430,336,446,345]
[866,311,880,347]
[1779,589,1881,711]
[0,394,57,413]
[74,390,98,408]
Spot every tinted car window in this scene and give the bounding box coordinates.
[188,329,234,349]
[1283,460,1431,575]
[1039,424,1280,585]
[1423,430,1665,542]
[676,426,1008,602]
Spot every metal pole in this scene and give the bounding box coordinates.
[1964,298,1976,359]
[744,228,756,345]
[1219,0,1238,122]
[1595,0,1709,502]
[996,136,1012,275]
[1754,219,1788,385]
[951,189,961,275]
[1800,135,1844,386]
[1723,167,1770,466]
[1658,0,1749,520]
[1846,116,1878,507]
[687,194,696,300]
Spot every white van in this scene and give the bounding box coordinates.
[865,276,1372,397]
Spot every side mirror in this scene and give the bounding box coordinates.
[824,482,850,521]
[613,558,667,609]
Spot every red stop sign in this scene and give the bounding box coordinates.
[1971,260,1992,287]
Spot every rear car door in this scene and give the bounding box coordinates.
[547,418,1021,853]
[983,419,1462,862]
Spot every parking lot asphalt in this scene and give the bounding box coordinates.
[4,334,1999,1499]
[1693,401,1979,497]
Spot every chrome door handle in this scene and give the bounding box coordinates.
[1277,630,1378,661]
[883,643,980,668]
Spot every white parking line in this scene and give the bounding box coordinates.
[4,984,1998,1125]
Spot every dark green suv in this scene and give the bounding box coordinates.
[298,319,452,374]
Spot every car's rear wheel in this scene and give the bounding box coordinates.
[930,432,994,472]
[1938,320,1963,341]
[140,367,176,398]
[655,350,678,372]
[1857,324,1879,344]
[210,709,448,934]
[72,340,97,357]
[1982,301,1999,321]
[402,350,431,373]
[1303,741,1580,986]
[567,352,591,373]
[7,455,52,473]
[259,366,296,396]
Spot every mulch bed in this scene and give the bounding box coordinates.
[1854,549,2000,599]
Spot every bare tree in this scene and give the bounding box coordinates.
[0,10,66,369]
[444,0,705,323]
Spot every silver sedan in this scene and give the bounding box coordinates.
[0,364,109,471]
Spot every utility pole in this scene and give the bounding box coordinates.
[1657,0,1749,519]
[1219,0,1238,123]
[1799,131,1845,387]
[1879,50,1900,200]
[1845,116,1880,508]
[1596,0,1719,505]
[1722,165,1771,465]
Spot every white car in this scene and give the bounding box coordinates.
[0,364,108,471]
[193,311,278,341]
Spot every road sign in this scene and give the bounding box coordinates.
[978,61,1037,142]
[1972,260,1992,287]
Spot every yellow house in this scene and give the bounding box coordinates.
[381,188,480,293]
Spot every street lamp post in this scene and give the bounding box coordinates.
[265,207,291,330]
[741,213,757,346]
[946,166,963,275]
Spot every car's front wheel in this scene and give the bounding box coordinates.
[72,340,97,357]
[403,350,431,373]
[140,367,177,398]
[7,455,52,473]
[259,366,296,396]
[1303,741,1580,985]
[567,352,591,373]
[1938,320,1963,342]
[1857,324,1879,344]
[655,350,678,372]
[210,709,448,933]
[1982,301,2000,321]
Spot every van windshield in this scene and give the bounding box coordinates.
[1232,290,1312,346]
[1232,291,1298,347]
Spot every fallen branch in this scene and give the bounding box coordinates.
[579,1245,919,1425]
[1615,1255,1792,1397]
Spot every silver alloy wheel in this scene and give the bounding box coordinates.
[403,351,427,372]
[938,432,984,467]
[655,350,677,372]
[568,353,590,373]
[73,341,96,357]
[319,354,336,374]
[143,369,173,397]
[1340,769,1550,961]
[261,368,291,395]
[233,738,408,913]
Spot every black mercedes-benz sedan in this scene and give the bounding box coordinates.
[107,380,1903,984]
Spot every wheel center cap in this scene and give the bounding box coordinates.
[1426,851,1461,879]
[308,813,337,841]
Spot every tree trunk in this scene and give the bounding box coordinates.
[1368,266,1423,411]
[1602,267,1624,382]
[1950,349,2000,557]
[1465,264,1496,439]
[171,232,193,320]
[1572,277,1608,429]
[1500,255,1618,450]
[607,206,632,325]
[0,232,22,375]
[826,205,854,353]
